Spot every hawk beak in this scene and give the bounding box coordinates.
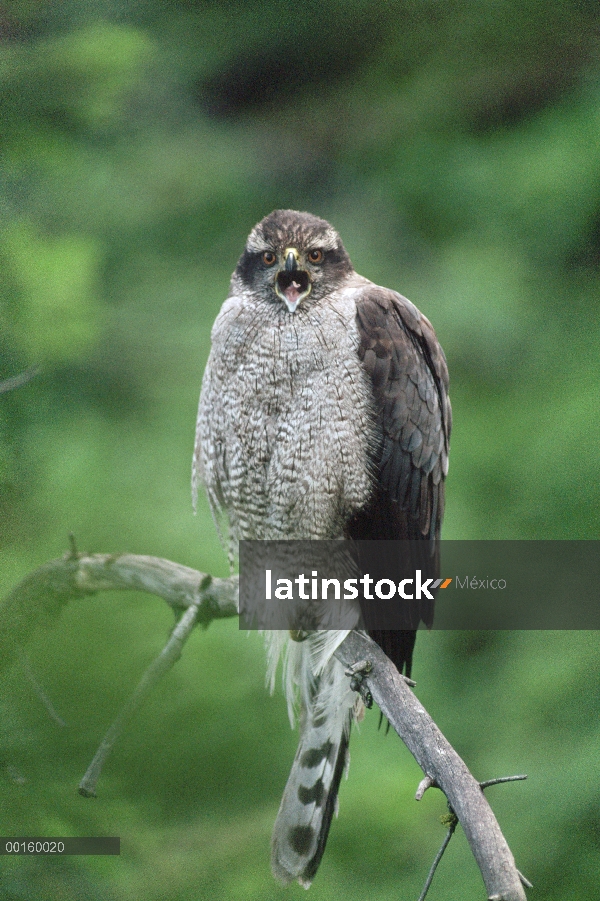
[276,247,311,313]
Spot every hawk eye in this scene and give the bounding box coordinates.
[262,251,276,266]
[308,249,323,263]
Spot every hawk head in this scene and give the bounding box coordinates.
[235,210,354,312]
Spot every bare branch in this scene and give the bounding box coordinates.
[17,645,67,727]
[79,599,202,797]
[0,366,40,394]
[333,631,527,901]
[0,550,238,678]
[1,549,526,900]
[418,813,457,901]
[480,775,528,790]
[414,773,529,897]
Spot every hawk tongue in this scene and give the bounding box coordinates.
[284,281,302,306]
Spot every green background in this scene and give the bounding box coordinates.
[1,2,599,899]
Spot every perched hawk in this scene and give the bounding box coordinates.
[193,210,451,886]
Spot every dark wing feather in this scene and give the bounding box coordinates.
[346,286,451,675]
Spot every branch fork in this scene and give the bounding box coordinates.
[1,545,527,900]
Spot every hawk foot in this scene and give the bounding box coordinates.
[345,659,374,708]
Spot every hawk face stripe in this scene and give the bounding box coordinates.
[236,248,269,288]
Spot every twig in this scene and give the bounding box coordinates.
[480,775,528,790]
[517,870,533,890]
[414,775,529,899]
[79,600,201,797]
[0,366,40,394]
[415,775,436,800]
[418,812,457,901]
[17,645,67,727]
[67,532,79,559]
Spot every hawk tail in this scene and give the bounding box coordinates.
[271,661,353,888]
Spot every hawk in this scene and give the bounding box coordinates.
[193,210,451,886]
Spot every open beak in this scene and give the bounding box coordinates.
[275,247,311,313]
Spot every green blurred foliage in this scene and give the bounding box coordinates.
[0,2,598,900]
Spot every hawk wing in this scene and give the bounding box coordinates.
[347,286,451,674]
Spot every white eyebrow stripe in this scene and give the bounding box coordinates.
[246,232,271,253]
[317,229,339,252]
[245,225,341,255]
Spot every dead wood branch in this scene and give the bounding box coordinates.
[0,551,238,678]
[1,548,526,900]
[334,631,527,901]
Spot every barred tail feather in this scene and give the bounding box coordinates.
[271,699,352,887]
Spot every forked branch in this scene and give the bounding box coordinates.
[1,548,526,901]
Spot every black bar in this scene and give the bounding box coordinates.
[0,838,120,855]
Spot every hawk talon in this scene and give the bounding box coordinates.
[349,675,373,708]
[346,660,374,708]
[344,659,373,678]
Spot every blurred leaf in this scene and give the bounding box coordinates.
[2,223,103,363]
